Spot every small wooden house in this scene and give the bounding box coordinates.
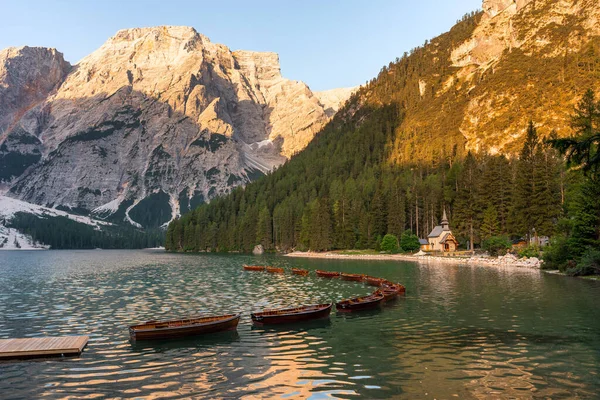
[419,238,431,251]
[421,209,459,252]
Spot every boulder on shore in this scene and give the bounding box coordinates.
[253,244,264,255]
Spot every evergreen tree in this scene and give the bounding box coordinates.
[386,178,406,237]
[569,178,600,253]
[511,121,539,238]
[165,220,176,251]
[453,152,481,250]
[309,197,333,251]
[299,207,311,251]
[370,183,387,238]
[550,89,600,177]
[533,143,563,237]
[256,206,273,249]
[550,90,600,253]
[480,205,500,240]
[480,155,512,233]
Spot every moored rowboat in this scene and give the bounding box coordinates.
[251,303,333,325]
[336,292,384,312]
[266,266,285,273]
[380,281,406,293]
[340,272,365,282]
[374,285,400,302]
[291,268,310,276]
[315,270,340,278]
[243,265,266,271]
[364,276,384,286]
[129,314,241,341]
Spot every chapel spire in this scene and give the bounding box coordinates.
[441,208,449,231]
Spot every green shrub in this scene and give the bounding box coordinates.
[482,236,511,256]
[400,230,421,252]
[565,248,600,276]
[381,234,399,253]
[518,245,540,258]
[542,236,575,271]
[374,234,383,252]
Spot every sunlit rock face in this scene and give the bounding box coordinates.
[0,26,354,227]
[0,46,70,134]
[393,0,600,163]
[481,0,531,18]
[455,0,599,153]
[0,47,71,186]
[314,87,359,117]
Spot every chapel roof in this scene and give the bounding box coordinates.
[428,225,444,238]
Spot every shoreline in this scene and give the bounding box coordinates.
[285,251,542,269]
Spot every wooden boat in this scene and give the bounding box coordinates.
[396,284,406,294]
[291,268,310,276]
[129,314,241,341]
[381,281,406,294]
[340,272,365,282]
[266,266,285,273]
[336,292,384,312]
[374,285,400,302]
[251,303,333,325]
[315,270,340,278]
[364,276,384,286]
[243,265,266,271]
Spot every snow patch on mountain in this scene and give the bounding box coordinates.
[92,198,122,215]
[0,195,111,228]
[0,225,48,250]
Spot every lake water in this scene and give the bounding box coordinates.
[0,250,599,399]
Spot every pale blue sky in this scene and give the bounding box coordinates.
[0,0,481,91]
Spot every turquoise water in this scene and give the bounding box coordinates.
[0,250,599,399]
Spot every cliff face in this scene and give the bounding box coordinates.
[380,0,600,163]
[0,46,70,134]
[0,47,71,184]
[0,26,353,227]
[314,87,359,117]
[455,0,600,153]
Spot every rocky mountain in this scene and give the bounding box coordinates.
[0,195,108,249]
[378,0,600,163]
[167,0,600,253]
[0,47,71,184]
[314,87,359,117]
[0,26,354,228]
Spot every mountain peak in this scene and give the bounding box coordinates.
[482,0,532,18]
[109,25,204,43]
[233,50,282,82]
[0,46,70,135]
[0,25,355,227]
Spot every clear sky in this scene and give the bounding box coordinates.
[0,0,481,91]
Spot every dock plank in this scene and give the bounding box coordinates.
[0,336,89,360]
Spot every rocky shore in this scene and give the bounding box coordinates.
[285,251,543,269]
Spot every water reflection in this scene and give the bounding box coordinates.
[0,250,599,399]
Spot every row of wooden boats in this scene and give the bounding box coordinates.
[244,265,407,290]
[336,281,405,312]
[128,304,329,341]
[243,265,285,273]
[128,267,405,341]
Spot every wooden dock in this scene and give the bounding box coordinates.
[0,336,89,360]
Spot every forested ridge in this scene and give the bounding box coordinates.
[8,212,164,249]
[167,12,600,275]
